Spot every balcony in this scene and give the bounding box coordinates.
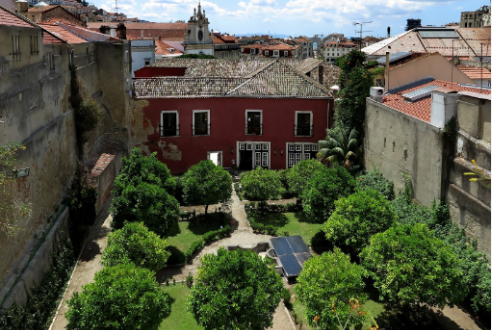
[245,124,262,135]
[294,125,313,137]
[192,123,210,136]
[160,124,180,137]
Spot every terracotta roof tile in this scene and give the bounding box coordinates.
[0,5,37,28]
[38,23,87,43]
[126,29,185,41]
[155,39,183,56]
[213,35,225,44]
[43,31,64,43]
[457,66,491,80]
[383,79,490,123]
[28,5,59,13]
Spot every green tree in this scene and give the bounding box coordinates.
[110,149,180,237]
[360,223,466,309]
[188,247,283,330]
[324,189,396,255]
[318,126,361,171]
[110,180,180,236]
[286,159,324,195]
[356,169,395,201]
[302,166,355,223]
[240,167,282,201]
[66,263,169,330]
[334,51,373,131]
[101,222,170,271]
[294,248,367,330]
[0,143,30,236]
[182,160,232,216]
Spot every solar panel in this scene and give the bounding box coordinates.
[270,237,293,256]
[418,30,458,39]
[402,85,439,102]
[376,51,412,65]
[270,236,312,278]
[287,236,310,253]
[279,254,303,277]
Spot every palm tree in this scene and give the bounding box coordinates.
[317,126,361,170]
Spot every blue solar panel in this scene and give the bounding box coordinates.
[270,237,293,256]
[287,236,310,253]
[279,254,303,277]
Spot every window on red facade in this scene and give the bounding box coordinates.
[161,111,179,137]
[193,111,210,136]
[295,112,312,137]
[246,111,262,135]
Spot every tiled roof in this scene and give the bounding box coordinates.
[134,59,331,99]
[155,39,183,56]
[0,4,37,28]
[43,31,65,43]
[383,79,490,123]
[28,5,58,13]
[42,17,82,26]
[457,66,491,80]
[213,35,225,44]
[38,23,88,43]
[220,35,237,42]
[264,44,299,50]
[151,58,274,77]
[227,61,330,98]
[291,58,323,74]
[126,29,185,41]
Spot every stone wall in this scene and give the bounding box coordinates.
[364,98,444,207]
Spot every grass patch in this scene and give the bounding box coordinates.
[253,212,323,243]
[159,284,202,330]
[166,214,226,264]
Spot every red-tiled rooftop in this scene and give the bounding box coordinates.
[38,23,88,43]
[28,5,58,13]
[155,39,183,56]
[457,65,491,80]
[0,5,36,28]
[383,80,490,123]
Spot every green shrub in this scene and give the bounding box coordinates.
[101,222,170,272]
[186,273,194,288]
[183,226,231,262]
[323,189,396,255]
[287,159,325,195]
[302,166,356,223]
[241,167,282,200]
[66,263,169,330]
[282,288,292,309]
[356,169,395,200]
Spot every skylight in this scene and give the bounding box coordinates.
[402,85,439,102]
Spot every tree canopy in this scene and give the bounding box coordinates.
[323,189,396,255]
[240,167,282,201]
[66,263,169,330]
[356,169,395,201]
[302,166,355,223]
[294,248,367,330]
[318,126,361,172]
[360,223,466,309]
[101,222,170,271]
[286,159,324,195]
[182,160,232,215]
[188,247,283,330]
[110,149,180,237]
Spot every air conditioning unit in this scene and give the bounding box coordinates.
[370,87,384,102]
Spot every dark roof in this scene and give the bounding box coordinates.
[270,236,312,278]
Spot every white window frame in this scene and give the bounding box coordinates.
[284,51,289,57]
[285,143,319,168]
[236,141,271,169]
[250,48,256,54]
[245,110,263,135]
[161,110,179,137]
[207,150,223,166]
[265,50,270,56]
[192,110,210,136]
[273,50,279,57]
[294,111,313,137]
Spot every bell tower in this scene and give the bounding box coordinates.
[183,2,215,56]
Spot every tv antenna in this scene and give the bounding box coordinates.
[113,0,120,14]
[353,21,372,51]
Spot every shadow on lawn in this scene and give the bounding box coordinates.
[187,213,226,235]
[294,211,321,224]
[165,246,186,265]
[255,212,289,227]
[162,294,174,319]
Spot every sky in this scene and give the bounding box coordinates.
[90,0,490,38]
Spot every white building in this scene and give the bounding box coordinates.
[130,39,155,74]
[183,3,214,56]
[324,39,357,63]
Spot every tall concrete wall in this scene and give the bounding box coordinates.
[364,98,444,207]
[0,23,131,304]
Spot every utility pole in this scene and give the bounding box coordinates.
[353,21,372,51]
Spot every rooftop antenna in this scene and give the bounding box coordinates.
[353,21,372,51]
[113,0,119,14]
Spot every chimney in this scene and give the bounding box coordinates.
[430,90,458,128]
[116,23,126,39]
[15,0,28,13]
[385,51,390,92]
[387,26,391,38]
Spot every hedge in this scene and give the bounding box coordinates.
[184,226,231,262]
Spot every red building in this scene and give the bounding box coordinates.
[132,59,333,173]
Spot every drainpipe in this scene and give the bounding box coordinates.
[385,51,390,92]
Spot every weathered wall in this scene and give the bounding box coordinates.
[446,96,491,259]
[364,98,444,207]
[0,24,131,304]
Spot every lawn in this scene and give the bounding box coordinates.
[253,212,323,244]
[292,295,384,330]
[165,213,226,264]
[159,284,203,330]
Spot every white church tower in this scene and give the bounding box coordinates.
[183,2,214,56]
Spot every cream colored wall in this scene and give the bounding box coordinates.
[389,54,477,90]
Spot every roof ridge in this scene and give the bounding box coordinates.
[243,59,276,78]
[226,60,277,94]
[279,59,330,94]
[0,3,39,28]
